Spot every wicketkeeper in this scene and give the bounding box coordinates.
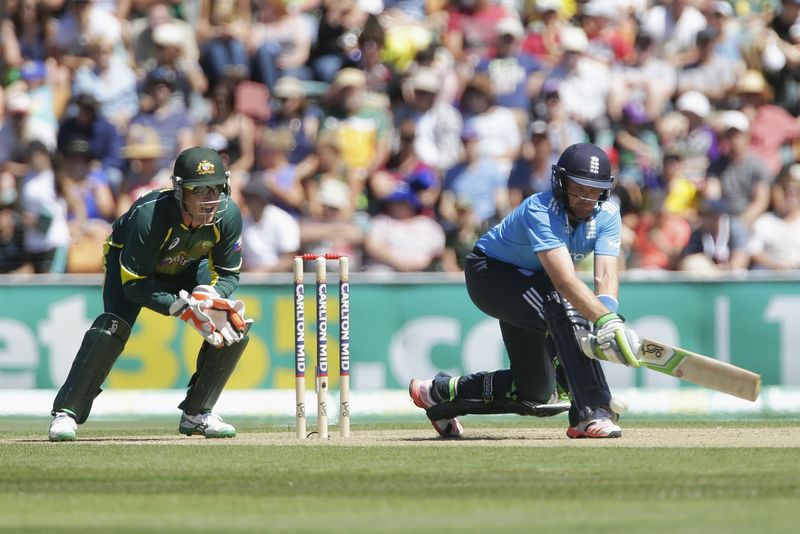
[49,147,252,441]
[410,143,641,438]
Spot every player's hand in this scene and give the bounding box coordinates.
[169,289,224,347]
[592,313,641,367]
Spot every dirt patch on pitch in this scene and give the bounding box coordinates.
[23,426,797,448]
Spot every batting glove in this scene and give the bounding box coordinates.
[592,313,641,367]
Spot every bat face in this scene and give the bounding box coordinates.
[637,339,761,402]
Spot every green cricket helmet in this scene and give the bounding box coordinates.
[172,146,231,223]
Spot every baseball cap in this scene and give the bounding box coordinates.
[676,91,711,118]
[622,100,648,125]
[273,77,306,99]
[319,180,350,210]
[495,17,525,38]
[384,182,421,210]
[409,67,440,93]
[153,23,183,48]
[20,61,46,82]
[145,65,178,89]
[720,110,749,133]
[560,27,588,53]
[333,68,367,89]
[173,147,229,187]
[241,178,272,202]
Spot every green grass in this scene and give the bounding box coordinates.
[1,418,799,533]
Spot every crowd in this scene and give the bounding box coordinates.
[1,0,800,276]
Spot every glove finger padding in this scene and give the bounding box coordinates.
[170,290,225,347]
[593,313,641,367]
[209,298,247,333]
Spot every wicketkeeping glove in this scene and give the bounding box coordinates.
[591,313,641,367]
[169,289,224,347]
[190,285,250,346]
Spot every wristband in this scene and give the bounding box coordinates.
[597,294,619,313]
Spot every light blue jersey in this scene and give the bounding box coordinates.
[475,191,621,272]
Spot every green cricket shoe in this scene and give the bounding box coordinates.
[48,412,77,442]
[179,412,236,438]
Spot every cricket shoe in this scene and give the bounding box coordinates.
[49,412,77,442]
[409,378,463,438]
[566,407,622,439]
[179,412,236,438]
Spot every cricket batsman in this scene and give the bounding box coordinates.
[410,143,641,438]
[49,147,251,441]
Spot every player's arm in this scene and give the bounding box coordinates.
[208,199,243,298]
[538,247,608,322]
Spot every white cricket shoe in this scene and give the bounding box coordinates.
[179,412,236,438]
[566,407,622,439]
[409,378,463,438]
[49,412,77,442]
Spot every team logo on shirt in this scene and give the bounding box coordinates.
[586,220,596,239]
[196,160,216,175]
[168,237,180,250]
[589,156,599,174]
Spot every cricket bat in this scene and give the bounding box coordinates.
[637,339,761,402]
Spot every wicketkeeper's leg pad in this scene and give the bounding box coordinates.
[542,291,612,425]
[52,313,131,424]
[178,332,250,415]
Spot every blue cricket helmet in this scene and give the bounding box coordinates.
[551,143,614,203]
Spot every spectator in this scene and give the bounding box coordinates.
[203,80,255,175]
[71,35,139,130]
[19,141,70,273]
[248,0,313,90]
[750,164,800,270]
[130,66,195,168]
[579,0,633,65]
[146,22,208,109]
[116,124,169,216]
[197,0,252,90]
[640,0,707,65]
[459,74,520,177]
[253,127,304,216]
[239,177,300,273]
[301,130,350,219]
[521,0,565,67]
[508,120,557,206]
[59,136,115,223]
[444,0,513,66]
[534,80,587,154]
[0,91,57,167]
[707,110,773,228]
[267,76,319,168]
[440,195,482,273]
[0,171,25,273]
[57,93,124,188]
[131,2,200,74]
[670,90,717,182]
[363,182,445,272]
[614,100,661,188]
[736,69,800,177]
[677,27,742,105]
[659,151,700,222]
[679,199,751,273]
[631,191,692,270]
[476,17,540,127]
[440,125,510,229]
[51,0,122,69]
[19,60,57,132]
[300,179,365,268]
[351,15,393,95]
[309,0,368,83]
[395,67,463,173]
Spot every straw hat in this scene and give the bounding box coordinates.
[122,125,165,159]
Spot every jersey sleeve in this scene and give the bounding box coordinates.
[208,198,243,298]
[595,204,622,257]
[526,205,567,252]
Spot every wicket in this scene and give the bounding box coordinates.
[293,253,350,439]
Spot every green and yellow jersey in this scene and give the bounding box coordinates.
[105,189,243,315]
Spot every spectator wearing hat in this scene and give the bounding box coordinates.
[508,120,558,207]
[614,100,661,187]
[440,124,510,230]
[735,69,800,176]
[300,179,364,268]
[475,17,540,126]
[319,67,392,205]
[19,141,71,273]
[459,74,520,177]
[539,26,611,146]
[131,3,200,74]
[669,90,718,183]
[535,79,587,155]
[363,182,446,272]
[578,0,633,65]
[704,0,742,63]
[750,164,800,270]
[50,0,122,69]
[239,177,300,273]
[368,118,440,218]
[116,124,170,216]
[0,90,56,168]
[253,127,304,216]
[521,0,566,66]
[394,67,464,172]
[197,0,252,90]
[608,32,676,123]
[146,21,209,109]
[130,65,196,169]
[57,92,124,187]
[19,60,58,131]
[267,76,319,168]
[203,80,255,175]
[59,135,115,224]
[248,0,313,91]
[72,35,139,130]
[707,110,773,229]
[678,198,751,274]
[677,27,742,105]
